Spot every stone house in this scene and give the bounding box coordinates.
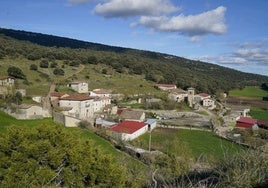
[59,94,95,119]
[69,81,88,93]
[90,89,112,98]
[14,104,50,119]
[168,88,188,102]
[118,109,146,122]
[0,76,15,97]
[155,84,177,91]
[202,98,215,107]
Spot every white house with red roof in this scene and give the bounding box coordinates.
[194,93,211,102]
[50,92,69,102]
[109,121,150,141]
[69,81,88,93]
[90,89,112,98]
[59,94,95,119]
[168,88,188,102]
[155,84,177,91]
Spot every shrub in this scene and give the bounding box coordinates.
[53,68,64,76]
[7,66,26,79]
[50,61,58,68]
[40,59,49,68]
[29,64,38,71]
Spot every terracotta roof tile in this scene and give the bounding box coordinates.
[110,121,147,134]
[237,117,257,124]
[60,94,94,101]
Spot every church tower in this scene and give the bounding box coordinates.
[187,87,195,107]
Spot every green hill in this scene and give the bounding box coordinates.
[1,28,268,96]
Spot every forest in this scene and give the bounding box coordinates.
[1,28,268,94]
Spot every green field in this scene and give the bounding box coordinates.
[133,128,243,159]
[229,86,268,99]
[250,108,268,120]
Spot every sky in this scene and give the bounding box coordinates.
[1,0,268,76]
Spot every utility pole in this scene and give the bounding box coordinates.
[149,130,152,152]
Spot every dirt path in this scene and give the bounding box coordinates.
[43,64,85,112]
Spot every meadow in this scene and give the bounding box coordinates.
[229,86,268,99]
[0,57,164,97]
[132,127,243,160]
[250,108,268,120]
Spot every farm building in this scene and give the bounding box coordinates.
[257,120,268,130]
[109,121,149,141]
[236,117,257,129]
[69,81,88,93]
[144,119,157,131]
[155,84,177,91]
[119,109,145,122]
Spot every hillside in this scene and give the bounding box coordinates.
[1,28,268,95]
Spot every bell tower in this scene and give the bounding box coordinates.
[187,87,195,107]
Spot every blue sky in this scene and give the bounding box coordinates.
[1,0,268,76]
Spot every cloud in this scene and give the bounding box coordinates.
[198,43,268,66]
[94,0,180,18]
[133,6,227,37]
[233,48,268,65]
[198,55,247,65]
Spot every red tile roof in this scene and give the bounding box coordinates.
[50,92,67,98]
[258,120,268,126]
[198,93,211,98]
[60,94,94,101]
[237,117,257,124]
[0,76,11,80]
[110,121,147,134]
[236,117,257,128]
[170,88,187,94]
[92,89,111,94]
[156,84,176,88]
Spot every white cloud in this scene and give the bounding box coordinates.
[189,36,202,42]
[198,55,247,65]
[133,6,227,37]
[233,48,268,64]
[94,0,180,18]
[198,42,268,66]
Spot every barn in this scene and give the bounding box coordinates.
[109,121,149,141]
[236,117,257,129]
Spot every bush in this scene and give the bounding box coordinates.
[53,68,64,76]
[215,150,268,187]
[0,125,126,187]
[50,61,58,68]
[7,66,26,79]
[40,59,49,68]
[29,64,38,71]
[78,120,91,129]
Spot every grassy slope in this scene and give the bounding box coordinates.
[229,86,268,99]
[133,128,242,159]
[229,86,268,119]
[0,111,146,169]
[250,108,268,120]
[0,57,163,97]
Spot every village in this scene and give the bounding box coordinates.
[1,75,267,145]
